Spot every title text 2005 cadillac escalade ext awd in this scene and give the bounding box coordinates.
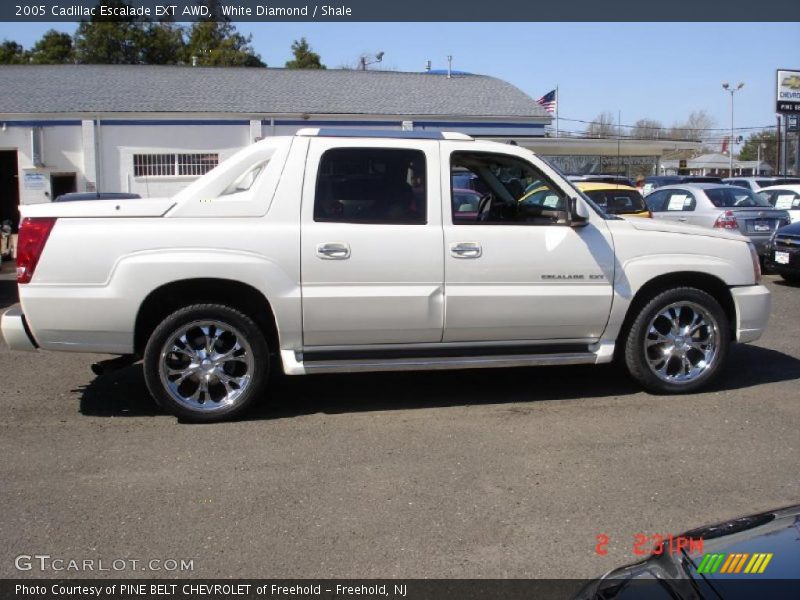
[2,130,771,421]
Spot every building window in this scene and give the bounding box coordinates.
[133,153,219,177]
[133,154,174,177]
[178,153,219,176]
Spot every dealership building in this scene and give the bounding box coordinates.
[0,64,698,227]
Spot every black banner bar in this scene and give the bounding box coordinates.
[4,0,800,22]
[4,579,800,600]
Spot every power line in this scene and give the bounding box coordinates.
[556,115,777,133]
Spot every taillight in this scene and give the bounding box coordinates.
[714,210,738,230]
[16,217,57,284]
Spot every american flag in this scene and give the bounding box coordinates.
[537,89,557,113]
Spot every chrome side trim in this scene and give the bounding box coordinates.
[301,338,598,354]
[301,352,599,374]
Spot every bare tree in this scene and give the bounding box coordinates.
[666,110,717,142]
[631,118,664,139]
[585,112,617,138]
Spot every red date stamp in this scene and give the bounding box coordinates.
[595,533,703,556]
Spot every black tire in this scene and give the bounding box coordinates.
[779,272,800,285]
[143,304,269,422]
[623,287,729,394]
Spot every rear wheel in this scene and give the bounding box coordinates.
[143,304,268,422]
[624,287,729,394]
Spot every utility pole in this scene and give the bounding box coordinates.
[555,85,559,138]
[722,82,744,176]
[793,116,800,175]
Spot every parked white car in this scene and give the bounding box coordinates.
[645,183,791,258]
[723,176,800,192]
[2,130,771,421]
[758,184,800,223]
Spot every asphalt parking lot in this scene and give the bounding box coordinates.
[0,269,798,580]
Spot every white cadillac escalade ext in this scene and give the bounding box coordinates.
[2,130,771,421]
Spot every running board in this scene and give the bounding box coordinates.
[280,349,604,375]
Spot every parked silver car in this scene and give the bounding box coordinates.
[645,184,790,256]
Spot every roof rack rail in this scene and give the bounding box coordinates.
[296,128,473,141]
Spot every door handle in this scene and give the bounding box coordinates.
[677,217,688,222]
[450,242,482,258]
[316,242,351,260]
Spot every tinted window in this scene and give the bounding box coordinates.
[315,148,426,224]
[705,187,771,208]
[645,190,669,212]
[583,189,647,215]
[450,151,567,225]
[682,176,721,184]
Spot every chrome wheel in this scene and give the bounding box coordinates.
[158,320,254,412]
[644,301,719,384]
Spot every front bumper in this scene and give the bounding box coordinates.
[730,285,771,343]
[764,238,800,276]
[1,304,38,351]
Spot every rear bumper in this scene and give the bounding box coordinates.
[1,304,38,352]
[730,285,771,343]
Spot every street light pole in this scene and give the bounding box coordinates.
[722,82,744,177]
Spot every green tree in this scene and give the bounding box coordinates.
[0,40,28,64]
[29,30,74,64]
[738,130,778,168]
[184,21,264,67]
[74,1,147,64]
[139,21,185,65]
[285,37,325,69]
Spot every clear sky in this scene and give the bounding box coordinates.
[4,21,799,147]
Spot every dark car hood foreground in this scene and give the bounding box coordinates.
[776,220,800,236]
[576,505,800,599]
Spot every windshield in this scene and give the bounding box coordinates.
[705,187,771,208]
[541,159,609,218]
[583,189,648,214]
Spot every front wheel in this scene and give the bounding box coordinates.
[624,288,729,394]
[143,304,269,422]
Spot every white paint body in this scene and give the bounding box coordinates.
[4,134,771,376]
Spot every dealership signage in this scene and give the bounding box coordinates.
[776,69,800,113]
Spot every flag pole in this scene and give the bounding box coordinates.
[555,85,559,138]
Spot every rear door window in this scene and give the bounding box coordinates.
[314,148,426,224]
[664,190,696,211]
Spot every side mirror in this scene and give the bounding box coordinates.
[569,196,590,227]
